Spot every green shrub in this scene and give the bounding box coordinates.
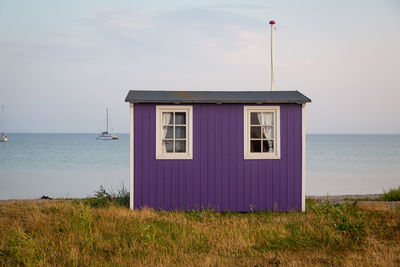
[109,183,130,208]
[80,184,130,208]
[381,186,400,201]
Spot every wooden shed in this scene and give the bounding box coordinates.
[125,90,311,212]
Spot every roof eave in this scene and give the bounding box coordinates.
[126,100,310,104]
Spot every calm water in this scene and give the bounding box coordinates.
[0,134,399,199]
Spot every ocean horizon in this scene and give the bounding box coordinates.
[0,133,399,200]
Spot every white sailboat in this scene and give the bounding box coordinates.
[0,104,8,142]
[97,108,119,140]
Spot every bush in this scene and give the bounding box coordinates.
[110,183,130,208]
[80,184,129,208]
[381,186,400,201]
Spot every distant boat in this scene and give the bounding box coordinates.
[97,108,119,140]
[0,104,8,142]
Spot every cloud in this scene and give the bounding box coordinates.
[82,8,155,42]
[80,7,268,66]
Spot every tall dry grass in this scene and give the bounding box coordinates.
[0,199,399,266]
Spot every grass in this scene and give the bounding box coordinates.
[0,197,399,266]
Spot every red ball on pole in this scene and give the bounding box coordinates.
[269,20,276,25]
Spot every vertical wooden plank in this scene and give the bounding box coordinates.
[130,103,134,209]
[193,105,201,209]
[280,105,288,210]
[288,104,295,210]
[200,105,207,208]
[142,104,150,207]
[178,160,185,209]
[229,105,237,211]
[156,160,163,210]
[177,160,181,209]
[222,105,230,210]
[163,159,171,210]
[236,105,245,211]
[272,161,280,210]
[171,160,178,209]
[259,157,266,210]
[187,105,198,209]
[251,160,258,210]
[294,104,302,210]
[266,159,273,211]
[134,104,143,208]
[208,105,217,209]
[186,156,193,209]
[215,105,223,211]
[149,105,157,209]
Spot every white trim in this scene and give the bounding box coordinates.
[243,106,281,159]
[156,105,193,160]
[130,103,134,210]
[301,104,306,212]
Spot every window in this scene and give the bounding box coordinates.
[244,106,280,159]
[156,106,193,159]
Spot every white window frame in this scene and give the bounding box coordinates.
[243,106,281,159]
[156,105,193,160]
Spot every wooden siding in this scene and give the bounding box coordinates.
[134,103,302,211]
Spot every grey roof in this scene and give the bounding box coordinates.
[125,90,311,104]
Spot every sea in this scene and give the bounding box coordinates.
[0,134,399,199]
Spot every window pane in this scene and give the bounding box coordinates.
[163,126,173,138]
[163,112,174,125]
[262,126,274,139]
[251,126,261,138]
[250,112,261,125]
[163,140,174,153]
[268,140,274,152]
[263,140,269,152]
[250,140,261,152]
[175,140,186,152]
[175,112,186,124]
[263,112,274,125]
[175,126,186,138]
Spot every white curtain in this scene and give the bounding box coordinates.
[255,113,264,140]
[257,112,274,139]
[265,113,273,139]
[162,112,172,152]
[263,112,273,125]
[265,127,273,139]
[163,112,172,125]
[256,112,262,125]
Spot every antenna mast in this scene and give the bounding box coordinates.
[269,20,276,91]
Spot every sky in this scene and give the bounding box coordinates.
[0,0,399,134]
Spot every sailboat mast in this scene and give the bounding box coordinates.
[1,105,4,134]
[106,108,109,132]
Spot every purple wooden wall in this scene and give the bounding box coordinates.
[133,103,302,211]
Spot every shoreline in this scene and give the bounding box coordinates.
[0,194,386,204]
[308,194,383,204]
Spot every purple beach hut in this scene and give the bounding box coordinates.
[125,90,311,212]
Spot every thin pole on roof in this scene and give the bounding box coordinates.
[269,20,276,91]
